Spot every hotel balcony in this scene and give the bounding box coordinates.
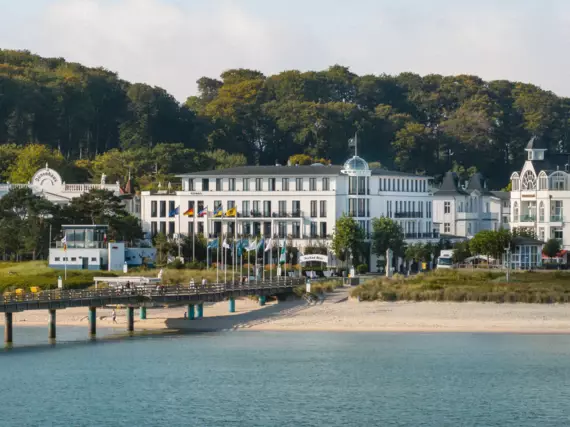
[404,232,440,240]
[456,212,499,220]
[519,214,536,224]
[394,211,423,219]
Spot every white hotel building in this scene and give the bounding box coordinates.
[510,136,570,248]
[140,155,438,272]
[432,171,510,238]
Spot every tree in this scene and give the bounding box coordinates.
[66,189,142,242]
[331,215,365,265]
[543,239,561,259]
[371,217,405,258]
[8,144,65,183]
[469,229,511,261]
[452,240,471,263]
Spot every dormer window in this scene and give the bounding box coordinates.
[528,151,533,160]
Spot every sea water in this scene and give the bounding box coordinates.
[1,330,570,426]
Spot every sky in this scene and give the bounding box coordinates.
[1,0,570,101]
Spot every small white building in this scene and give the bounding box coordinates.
[510,136,570,247]
[140,155,438,272]
[433,171,510,238]
[49,225,156,271]
[0,165,140,216]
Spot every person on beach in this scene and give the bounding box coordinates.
[112,309,117,323]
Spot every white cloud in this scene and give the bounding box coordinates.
[3,0,570,100]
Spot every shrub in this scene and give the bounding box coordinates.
[167,259,185,269]
[356,264,368,274]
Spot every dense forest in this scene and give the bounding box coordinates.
[2,49,570,189]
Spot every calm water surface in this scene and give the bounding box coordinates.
[1,329,570,426]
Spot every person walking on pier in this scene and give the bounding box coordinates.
[112,309,117,324]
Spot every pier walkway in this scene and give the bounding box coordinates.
[0,278,305,344]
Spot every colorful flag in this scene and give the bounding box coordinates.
[264,238,274,252]
[257,238,264,252]
[61,235,67,252]
[225,206,237,217]
[246,239,257,252]
[183,208,194,216]
[207,239,219,249]
[214,206,223,217]
[198,206,208,217]
[169,206,180,217]
[222,239,231,250]
[279,240,286,264]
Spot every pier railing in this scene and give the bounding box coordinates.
[1,278,305,305]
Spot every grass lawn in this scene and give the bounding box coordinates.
[351,269,570,303]
[0,262,255,292]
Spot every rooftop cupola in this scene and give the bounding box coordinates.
[525,136,547,161]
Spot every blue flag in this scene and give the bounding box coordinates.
[169,206,179,217]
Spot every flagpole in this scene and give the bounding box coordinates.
[177,208,181,259]
[192,211,196,262]
[255,241,258,284]
[262,241,265,282]
[216,236,219,284]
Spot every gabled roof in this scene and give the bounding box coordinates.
[434,172,468,196]
[490,191,510,200]
[466,172,492,195]
[512,236,544,246]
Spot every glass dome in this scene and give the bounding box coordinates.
[343,156,369,171]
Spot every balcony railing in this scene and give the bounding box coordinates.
[519,215,536,222]
[394,211,423,219]
[347,211,370,218]
[551,215,564,222]
[404,232,440,240]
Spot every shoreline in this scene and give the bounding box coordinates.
[5,291,570,335]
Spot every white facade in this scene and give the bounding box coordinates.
[140,159,438,272]
[433,172,510,238]
[510,139,570,248]
[0,165,140,216]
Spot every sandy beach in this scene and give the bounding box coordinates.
[4,288,570,334]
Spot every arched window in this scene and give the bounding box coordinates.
[550,172,566,191]
[538,172,548,190]
[539,201,545,223]
[513,202,519,222]
[521,170,536,190]
[511,172,520,191]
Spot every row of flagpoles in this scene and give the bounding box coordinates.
[206,236,289,284]
[166,204,292,283]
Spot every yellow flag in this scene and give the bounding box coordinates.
[225,207,237,217]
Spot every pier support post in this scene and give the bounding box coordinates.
[4,312,12,344]
[48,309,56,340]
[229,297,235,313]
[140,307,147,320]
[188,304,195,320]
[259,296,266,306]
[127,307,134,332]
[197,303,203,318]
[89,307,97,336]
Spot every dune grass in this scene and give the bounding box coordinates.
[0,261,117,292]
[350,269,570,303]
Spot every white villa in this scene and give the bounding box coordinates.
[510,136,570,248]
[0,165,139,216]
[433,171,510,238]
[140,155,438,272]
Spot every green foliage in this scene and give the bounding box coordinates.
[350,270,570,303]
[356,264,369,274]
[469,229,511,260]
[331,215,365,263]
[2,50,569,187]
[8,144,65,183]
[371,217,405,257]
[543,239,561,258]
[452,240,471,263]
